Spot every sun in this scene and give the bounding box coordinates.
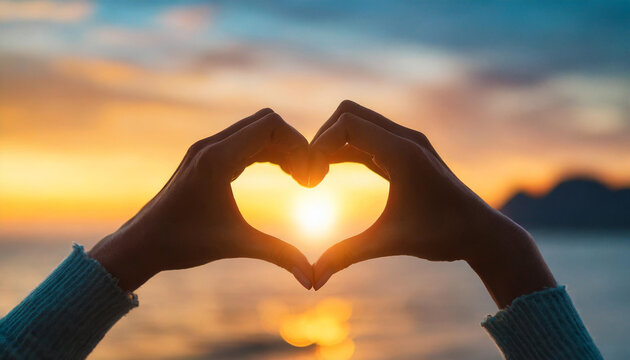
[294,191,336,237]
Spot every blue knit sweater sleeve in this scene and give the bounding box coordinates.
[482,286,603,359]
[0,244,138,360]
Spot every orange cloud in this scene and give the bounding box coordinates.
[1,51,629,241]
[0,1,93,22]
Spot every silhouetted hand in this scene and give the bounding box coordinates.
[309,101,556,308]
[89,109,314,291]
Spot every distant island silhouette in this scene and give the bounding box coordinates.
[500,177,630,230]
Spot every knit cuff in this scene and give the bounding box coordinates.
[482,286,602,360]
[0,244,138,360]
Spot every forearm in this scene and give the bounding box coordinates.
[467,212,602,359]
[0,244,137,360]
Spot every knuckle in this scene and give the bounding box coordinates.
[338,99,358,113]
[187,139,208,156]
[262,112,285,128]
[410,130,431,148]
[196,144,227,171]
[337,112,356,127]
[257,107,273,115]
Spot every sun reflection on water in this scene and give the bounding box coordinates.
[258,298,354,359]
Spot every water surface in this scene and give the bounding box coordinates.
[1,232,628,359]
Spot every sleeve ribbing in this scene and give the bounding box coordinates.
[0,244,138,359]
[482,286,602,360]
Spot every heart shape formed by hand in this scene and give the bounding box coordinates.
[96,102,478,294]
[232,162,388,261]
[233,148,389,292]
[229,100,480,292]
[227,100,402,292]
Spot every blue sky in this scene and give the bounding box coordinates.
[3,1,630,76]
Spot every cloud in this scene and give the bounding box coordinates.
[0,1,93,23]
[90,27,162,47]
[1,44,630,242]
[573,106,627,136]
[159,4,213,34]
[1,0,629,243]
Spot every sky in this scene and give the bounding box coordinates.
[1,0,629,245]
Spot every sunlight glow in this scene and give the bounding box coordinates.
[293,191,336,238]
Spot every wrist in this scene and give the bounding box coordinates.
[465,209,557,308]
[464,207,523,265]
[88,230,160,292]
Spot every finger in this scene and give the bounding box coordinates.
[119,109,277,236]
[307,148,329,188]
[312,100,355,142]
[248,147,293,174]
[212,113,309,186]
[164,108,275,189]
[328,144,390,180]
[231,148,293,181]
[313,100,445,164]
[241,230,313,290]
[192,108,274,153]
[312,227,397,290]
[313,100,418,143]
[212,108,275,141]
[309,112,413,186]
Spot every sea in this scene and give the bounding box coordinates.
[1,231,628,360]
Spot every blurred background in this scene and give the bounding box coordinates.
[1,1,629,359]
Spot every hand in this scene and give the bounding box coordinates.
[89,109,314,291]
[309,100,556,308]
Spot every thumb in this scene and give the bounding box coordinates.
[214,112,309,186]
[312,226,393,290]
[241,229,313,290]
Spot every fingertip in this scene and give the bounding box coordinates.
[313,269,333,291]
[291,266,313,290]
[307,170,327,188]
[290,147,310,187]
[247,230,314,290]
[307,150,329,187]
[295,175,310,188]
[312,256,331,290]
[292,250,315,290]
